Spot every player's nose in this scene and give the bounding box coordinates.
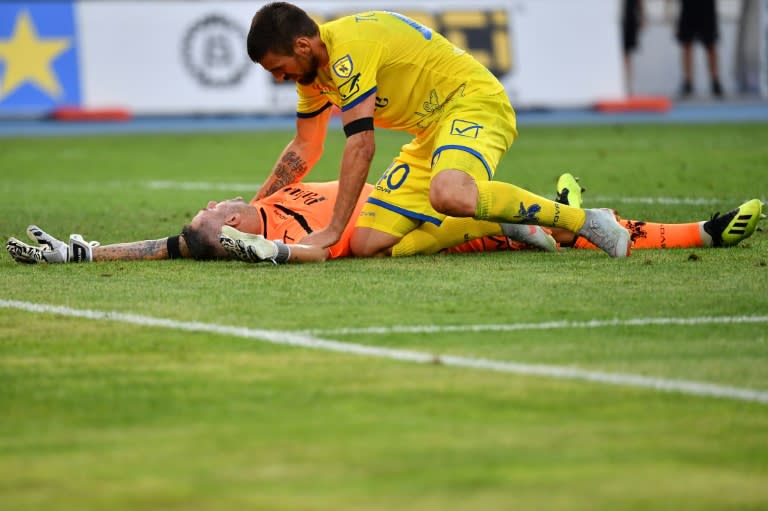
[207,200,218,209]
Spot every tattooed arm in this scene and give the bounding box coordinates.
[255,107,331,200]
[93,237,190,261]
[256,150,311,201]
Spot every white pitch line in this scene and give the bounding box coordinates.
[137,184,765,207]
[304,315,768,336]
[144,180,262,191]
[592,196,768,206]
[592,195,727,206]
[2,299,767,405]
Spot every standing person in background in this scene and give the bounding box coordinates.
[676,0,723,98]
[622,0,643,96]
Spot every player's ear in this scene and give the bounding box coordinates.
[224,213,241,227]
[294,36,311,56]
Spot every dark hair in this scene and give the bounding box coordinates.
[247,2,319,62]
[182,224,222,260]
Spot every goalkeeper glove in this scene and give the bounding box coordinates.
[219,225,291,264]
[5,225,100,264]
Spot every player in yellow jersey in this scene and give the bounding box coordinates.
[246,2,632,259]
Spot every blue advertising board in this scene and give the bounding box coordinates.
[0,2,80,116]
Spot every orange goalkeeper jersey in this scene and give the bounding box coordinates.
[251,181,372,259]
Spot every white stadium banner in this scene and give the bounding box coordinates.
[500,0,623,107]
[6,0,624,116]
[76,2,271,114]
[763,0,768,96]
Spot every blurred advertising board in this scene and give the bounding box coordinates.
[763,0,768,96]
[0,0,623,117]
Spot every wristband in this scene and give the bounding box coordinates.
[273,240,291,264]
[167,235,182,259]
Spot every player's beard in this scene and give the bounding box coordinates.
[297,52,319,85]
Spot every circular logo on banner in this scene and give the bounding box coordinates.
[182,14,250,87]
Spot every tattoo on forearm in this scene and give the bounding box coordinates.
[262,151,308,196]
[96,239,168,261]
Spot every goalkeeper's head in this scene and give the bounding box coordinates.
[183,198,261,260]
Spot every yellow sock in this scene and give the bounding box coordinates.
[392,218,501,256]
[475,180,586,232]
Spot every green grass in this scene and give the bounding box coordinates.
[1,123,767,510]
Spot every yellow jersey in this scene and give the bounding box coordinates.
[296,11,505,137]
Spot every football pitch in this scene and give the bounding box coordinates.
[1,122,767,510]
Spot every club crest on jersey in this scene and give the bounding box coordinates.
[518,202,542,223]
[332,55,354,78]
[450,119,483,139]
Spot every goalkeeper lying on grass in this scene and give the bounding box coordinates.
[6,174,764,265]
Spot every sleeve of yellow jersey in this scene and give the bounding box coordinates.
[296,85,329,118]
[330,38,384,113]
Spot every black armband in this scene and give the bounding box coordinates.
[343,117,374,137]
[167,235,182,259]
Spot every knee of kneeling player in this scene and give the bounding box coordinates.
[350,234,395,258]
[429,185,477,217]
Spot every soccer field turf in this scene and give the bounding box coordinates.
[1,123,767,510]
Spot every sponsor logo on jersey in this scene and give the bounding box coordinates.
[338,73,361,100]
[450,119,483,139]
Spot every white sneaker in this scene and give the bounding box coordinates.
[500,224,558,252]
[578,209,631,258]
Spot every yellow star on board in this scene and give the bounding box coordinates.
[0,10,71,99]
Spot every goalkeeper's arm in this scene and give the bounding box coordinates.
[6,225,191,264]
[93,236,190,261]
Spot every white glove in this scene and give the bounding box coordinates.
[5,225,99,264]
[6,237,48,264]
[25,225,70,262]
[68,233,100,262]
[219,225,290,264]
